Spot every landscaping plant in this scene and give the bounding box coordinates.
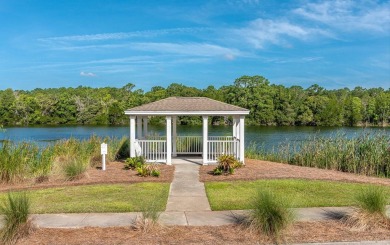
[0,192,32,244]
[344,187,390,230]
[125,156,145,169]
[136,164,160,177]
[245,190,294,243]
[213,155,242,175]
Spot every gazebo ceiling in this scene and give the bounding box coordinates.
[125,97,250,116]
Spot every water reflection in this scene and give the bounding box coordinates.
[1,125,388,150]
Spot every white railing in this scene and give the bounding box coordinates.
[137,135,239,162]
[207,139,239,162]
[176,136,202,154]
[208,136,234,141]
[145,135,166,140]
[136,139,166,162]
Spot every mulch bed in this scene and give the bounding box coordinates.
[200,158,390,186]
[16,221,390,245]
[0,162,174,192]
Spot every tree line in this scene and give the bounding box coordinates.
[0,75,389,127]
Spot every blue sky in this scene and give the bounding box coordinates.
[0,0,389,91]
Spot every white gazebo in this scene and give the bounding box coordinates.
[124,97,249,165]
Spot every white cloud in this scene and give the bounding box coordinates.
[235,18,329,49]
[265,56,323,64]
[228,0,260,6]
[294,0,390,33]
[38,28,209,42]
[80,71,96,77]
[129,42,242,58]
[42,41,243,60]
[224,53,235,60]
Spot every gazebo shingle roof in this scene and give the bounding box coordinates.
[125,97,249,116]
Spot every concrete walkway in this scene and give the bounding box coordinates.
[165,158,211,212]
[12,206,387,228]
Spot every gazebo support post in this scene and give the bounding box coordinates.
[239,115,245,164]
[136,116,142,139]
[233,116,239,158]
[143,117,148,137]
[166,116,172,165]
[202,116,208,165]
[172,116,177,157]
[130,116,136,158]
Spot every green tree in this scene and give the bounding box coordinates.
[319,95,343,126]
[0,89,16,125]
[228,75,275,125]
[344,96,363,126]
[375,92,390,126]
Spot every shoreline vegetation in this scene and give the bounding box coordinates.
[0,136,129,184]
[0,131,388,184]
[0,75,389,127]
[247,131,390,178]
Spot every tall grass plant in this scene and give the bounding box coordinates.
[355,187,388,215]
[0,142,40,183]
[0,192,31,244]
[245,190,294,243]
[63,156,89,181]
[344,187,390,230]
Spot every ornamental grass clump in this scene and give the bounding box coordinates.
[132,197,162,233]
[213,155,242,175]
[343,187,390,231]
[244,190,294,243]
[0,192,32,244]
[63,156,89,181]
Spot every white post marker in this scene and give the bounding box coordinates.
[101,143,107,171]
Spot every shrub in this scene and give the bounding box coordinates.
[63,157,88,181]
[136,164,160,177]
[0,192,32,244]
[213,155,242,175]
[344,187,390,230]
[245,190,294,242]
[125,156,145,170]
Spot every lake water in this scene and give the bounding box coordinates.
[1,125,388,150]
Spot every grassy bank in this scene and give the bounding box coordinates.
[205,179,390,210]
[246,131,390,178]
[0,183,169,213]
[0,136,129,183]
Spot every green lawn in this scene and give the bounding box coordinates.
[0,183,170,213]
[205,179,390,211]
